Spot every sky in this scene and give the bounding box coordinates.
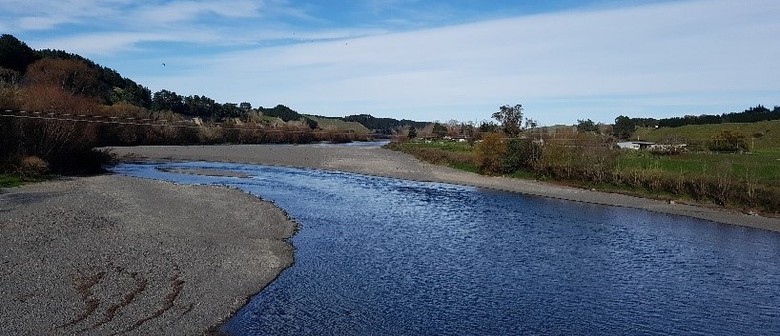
[2,0,779,125]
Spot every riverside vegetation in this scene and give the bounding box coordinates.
[1,34,416,180]
[388,107,780,214]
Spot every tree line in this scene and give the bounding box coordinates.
[341,114,427,134]
[630,105,780,128]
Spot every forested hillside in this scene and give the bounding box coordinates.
[342,114,428,134]
[2,34,420,174]
[629,105,780,128]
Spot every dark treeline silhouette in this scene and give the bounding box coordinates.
[631,105,780,128]
[342,114,427,134]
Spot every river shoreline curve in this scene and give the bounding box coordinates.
[2,143,779,334]
[112,144,780,233]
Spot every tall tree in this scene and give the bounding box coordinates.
[492,104,523,137]
[613,115,636,140]
[576,119,598,133]
[432,122,448,138]
[151,89,185,113]
[408,127,417,139]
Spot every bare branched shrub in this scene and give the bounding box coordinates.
[19,84,100,114]
[743,166,759,207]
[713,161,734,205]
[16,155,49,177]
[0,84,19,109]
[21,118,78,160]
[538,141,575,179]
[582,145,617,183]
[24,58,106,99]
[100,102,149,119]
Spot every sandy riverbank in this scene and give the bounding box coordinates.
[111,143,780,232]
[0,175,295,335]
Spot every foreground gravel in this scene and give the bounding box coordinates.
[0,175,295,335]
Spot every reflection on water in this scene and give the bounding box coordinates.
[113,161,780,335]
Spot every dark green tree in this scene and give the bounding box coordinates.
[479,121,499,133]
[0,67,21,85]
[408,127,417,139]
[0,34,38,73]
[303,117,318,129]
[109,81,151,108]
[613,115,636,139]
[183,95,218,117]
[492,104,523,137]
[708,130,749,153]
[218,103,243,119]
[577,119,598,133]
[432,123,448,138]
[151,89,185,113]
[261,104,302,122]
[502,138,542,173]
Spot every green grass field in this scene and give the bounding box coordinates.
[617,150,780,187]
[404,140,474,152]
[404,139,780,186]
[0,174,23,188]
[635,120,780,150]
[390,128,780,212]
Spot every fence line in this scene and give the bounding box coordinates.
[0,109,381,137]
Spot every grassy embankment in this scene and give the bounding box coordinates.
[388,121,780,214]
[0,174,23,188]
[304,115,371,134]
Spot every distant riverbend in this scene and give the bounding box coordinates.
[114,161,780,335]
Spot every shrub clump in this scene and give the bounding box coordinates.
[708,130,748,153]
[16,155,49,177]
[474,133,507,175]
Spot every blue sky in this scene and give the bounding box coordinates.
[2,0,779,125]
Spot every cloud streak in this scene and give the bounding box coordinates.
[132,0,779,124]
[4,0,779,124]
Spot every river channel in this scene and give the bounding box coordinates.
[113,161,780,335]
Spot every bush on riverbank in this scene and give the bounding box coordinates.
[385,141,476,172]
[389,134,780,213]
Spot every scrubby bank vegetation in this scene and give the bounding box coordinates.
[389,105,780,214]
[0,34,380,179]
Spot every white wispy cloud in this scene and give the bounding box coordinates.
[133,0,262,25]
[4,0,779,123]
[131,0,779,123]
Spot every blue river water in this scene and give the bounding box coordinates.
[112,161,780,335]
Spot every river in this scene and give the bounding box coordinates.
[113,161,780,335]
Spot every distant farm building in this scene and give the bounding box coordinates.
[616,141,656,150]
[617,141,687,152]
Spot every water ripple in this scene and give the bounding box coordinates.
[113,162,780,336]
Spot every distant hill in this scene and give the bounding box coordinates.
[0,34,430,130]
[630,105,780,129]
[304,115,370,133]
[341,114,428,134]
